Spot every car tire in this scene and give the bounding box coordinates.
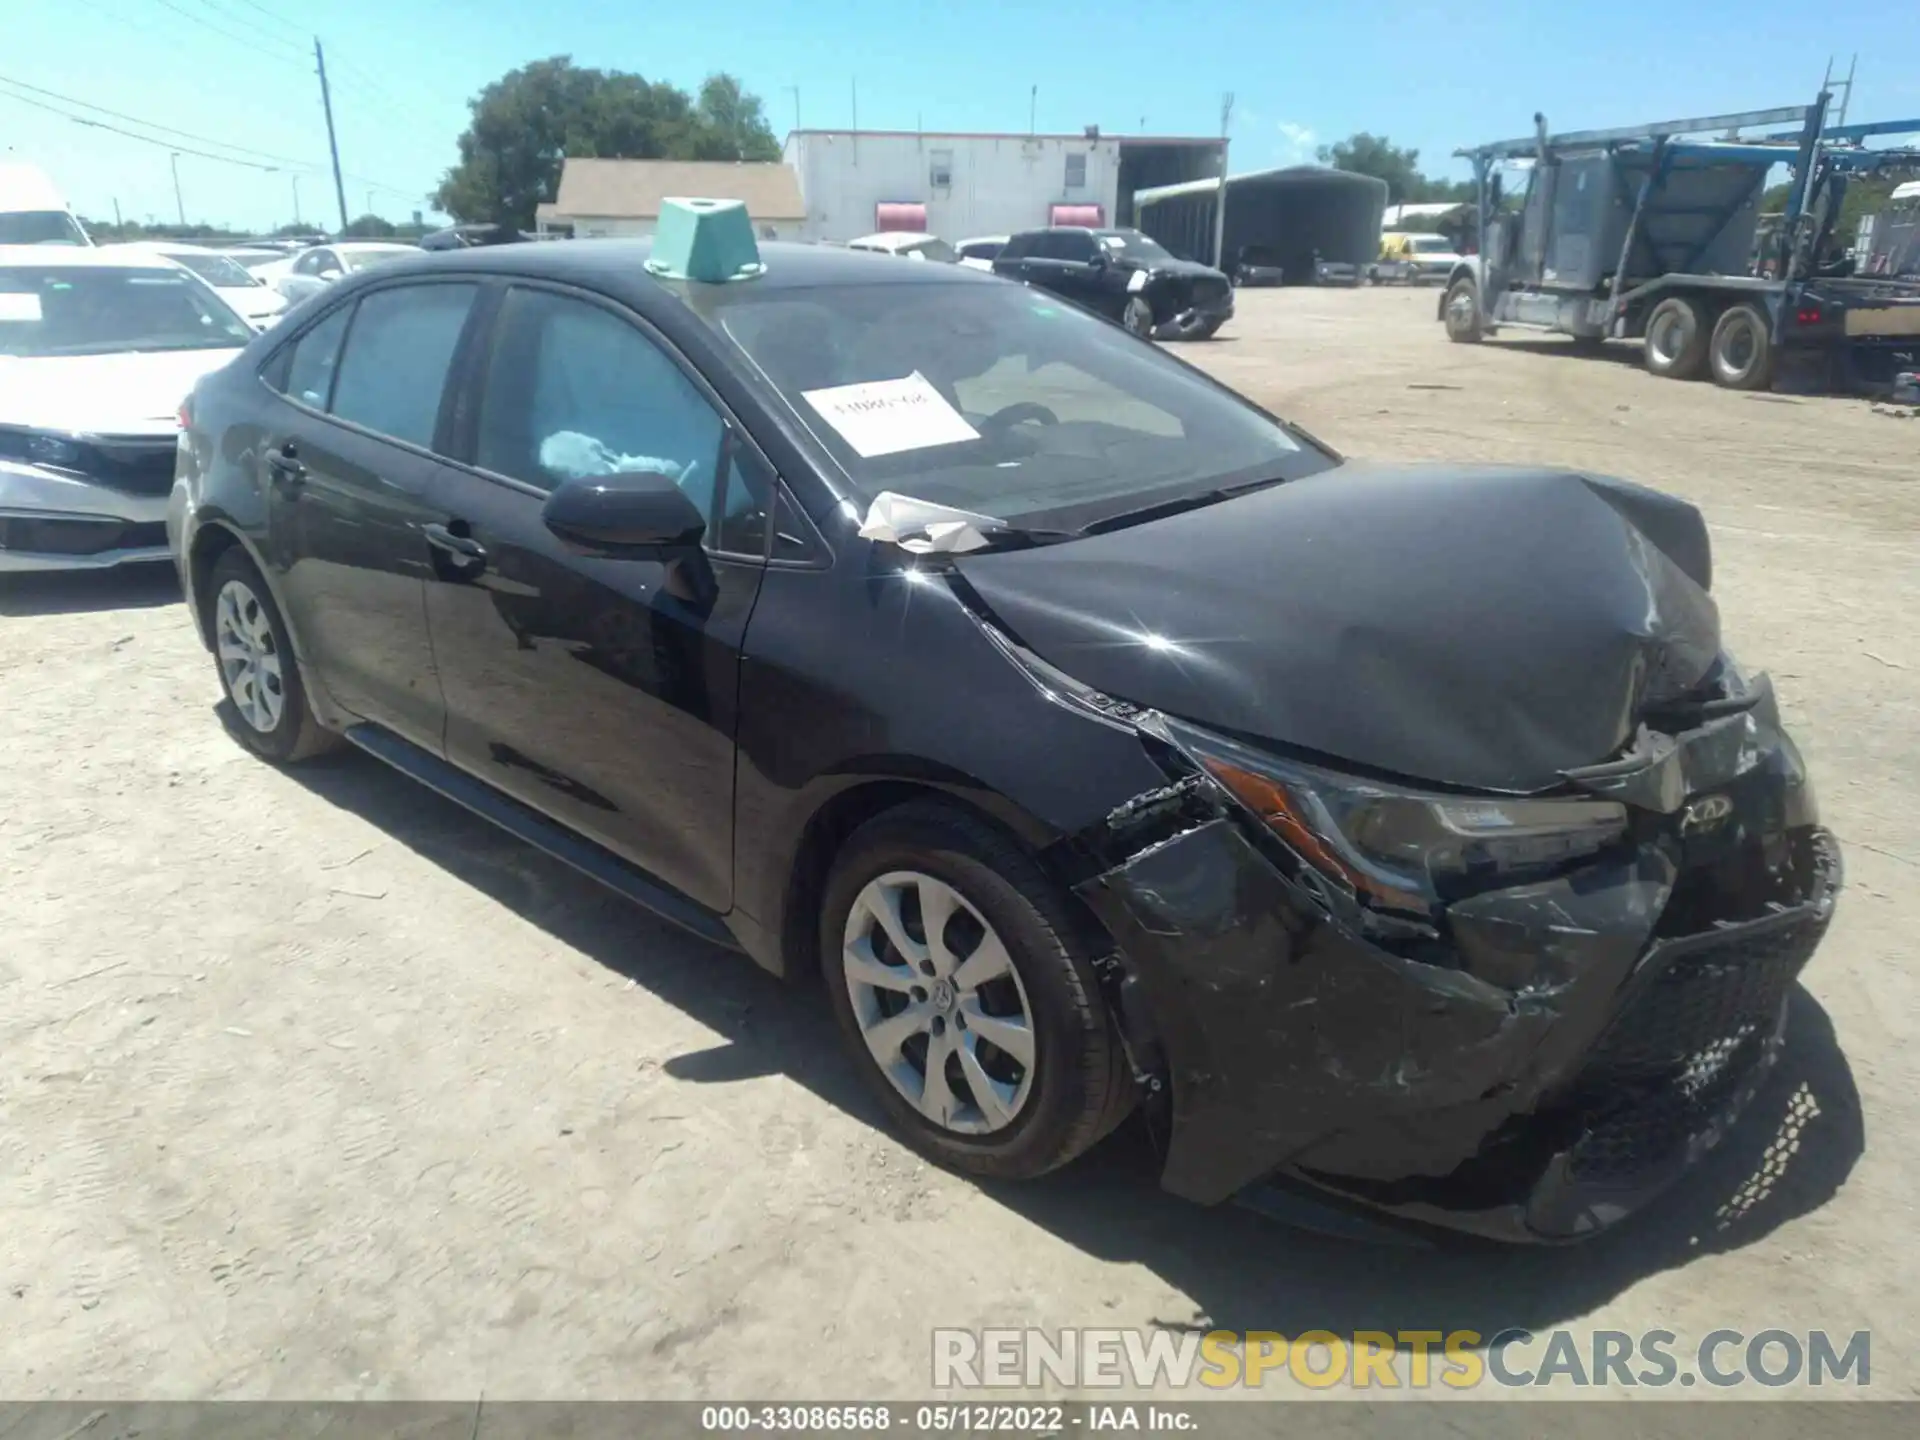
[1121,296,1155,338]
[205,549,337,764]
[1443,277,1483,342]
[820,801,1134,1181]
[1708,302,1775,390]
[1643,296,1710,380]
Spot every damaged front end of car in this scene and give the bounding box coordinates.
[949,487,1841,1242]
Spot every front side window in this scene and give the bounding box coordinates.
[0,265,254,357]
[327,283,477,448]
[696,279,1325,535]
[474,288,728,525]
[997,234,1034,261]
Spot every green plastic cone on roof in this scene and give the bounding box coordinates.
[644,197,767,282]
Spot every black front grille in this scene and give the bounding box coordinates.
[1563,906,1830,1182]
[77,439,179,497]
[1192,277,1230,305]
[0,517,166,557]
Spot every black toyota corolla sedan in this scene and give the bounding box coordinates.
[169,216,1840,1243]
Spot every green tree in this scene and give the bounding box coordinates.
[1317,132,1472,204]
[434,57,780,228]
[342,213,398,239]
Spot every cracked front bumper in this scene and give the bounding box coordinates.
[1070,684,1841,1242]
[1,462,172,573]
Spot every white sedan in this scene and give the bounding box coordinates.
[106,242,289,329]
[845,232,958,263]
[272,242,417,303]
[955,235,1009,272]
[0,245,255,572]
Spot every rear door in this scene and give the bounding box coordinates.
[265,279,481,747]
[419,282,775,911]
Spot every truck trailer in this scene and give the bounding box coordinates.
[1439,93,1920,392]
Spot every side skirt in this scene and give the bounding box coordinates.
[341,723,741,952]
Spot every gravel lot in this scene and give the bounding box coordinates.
[3,285,1914,1404]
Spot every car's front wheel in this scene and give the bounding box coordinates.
[206,549,337,764]
[820,802,1133,1180]
[1121,296,1155,338]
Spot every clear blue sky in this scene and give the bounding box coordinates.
[5,0,1917,232]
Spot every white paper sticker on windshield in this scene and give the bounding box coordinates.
[0,293,43,322]
[800,371,980,458]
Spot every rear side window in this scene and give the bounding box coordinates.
[998,234,1033,261]
[273,305,350,409]
[329,283,477,448]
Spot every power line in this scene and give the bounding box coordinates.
[0,72,319,168]
[144,0,308,62]
[0,85,286,171]
[0,72,420,198]
[223,0,305,36]
[190,0,307,51]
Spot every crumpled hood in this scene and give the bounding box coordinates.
[1137,257,1226,282]
[0,349,243,434]
[953,463,1722,793]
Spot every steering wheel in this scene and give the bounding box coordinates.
[978,402,1059,436]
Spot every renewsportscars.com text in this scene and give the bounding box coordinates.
[932,1327,1871,1390]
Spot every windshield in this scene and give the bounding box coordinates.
[0,266,255,356]
[1412,237,1454,254]
[230,251,286,271]
[1097,230,1174,262]
[341,247,413,272]
[697,279,1327,532]
[0,210,89,246]
[163,251,259,287]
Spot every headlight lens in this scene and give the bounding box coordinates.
[1164,719,1629,911]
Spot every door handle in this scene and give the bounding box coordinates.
[265,443,304,485]
[424,522,487,566]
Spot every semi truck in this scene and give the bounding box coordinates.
[1439,93,1920,392]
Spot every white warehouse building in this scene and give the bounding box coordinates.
[782,127,1228,245]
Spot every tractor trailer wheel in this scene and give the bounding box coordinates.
[1709,303,1775,391]
[1643,296,1711,380]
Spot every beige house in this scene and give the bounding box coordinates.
[537,159,806,240]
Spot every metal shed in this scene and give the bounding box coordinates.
[1135,165,1388,282]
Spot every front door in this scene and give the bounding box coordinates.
[422,284,771,912]
[267,281,481,747]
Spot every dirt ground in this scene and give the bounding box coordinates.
[2,286,1915,1405]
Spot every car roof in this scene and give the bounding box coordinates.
[358,237,998,299]
[848,231,940,248]
[0,244,182,269]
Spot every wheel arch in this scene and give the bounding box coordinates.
[771,773,1110,987]
[186,518,316,669]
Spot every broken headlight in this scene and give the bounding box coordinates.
[1165,719,1629,912]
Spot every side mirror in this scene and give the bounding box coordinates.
[542,470,706,557]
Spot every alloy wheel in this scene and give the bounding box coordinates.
[841,870,1037,1135]
[215,579,286,733]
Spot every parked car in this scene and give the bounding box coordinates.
[1308,251,1364,287]
[1378,231,1465,285]
[993,226,1233,340]
[1,245,254,572]
[272,242,417,304]
[845,232,958,262]
[0,163,90,247]
[955,236,1009,272]
[106,242,289,329]
[1230,245,1286,287]
[170,218,1840,1245]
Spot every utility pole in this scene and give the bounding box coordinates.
[783,85,800,132]
[170,153,185,226]
[1214,92,1234,269]
[291,174,302,225]
[112,197,122,228]
[314,38,349,234]
[1029,85,1037,136]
